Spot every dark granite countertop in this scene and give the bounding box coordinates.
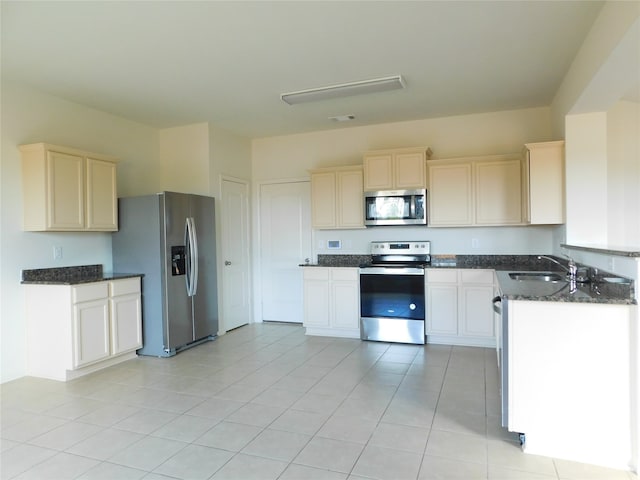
[21,265,143,285]
[300,254,635,305]
[495,270,634,305]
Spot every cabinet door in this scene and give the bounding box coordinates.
[526,142,565,224]
[426,285,458,335]
[86,158,118,230]
[428,163,473,225]
[459,285,495,337]
[72,299,110,368]
[331,269,359,329]
[311,172,336,228]
[394,152,426,189]
[336,169,364,228]
[331,281,359,329]
[303,269,330,327]
[47,150,85,230]
[475,159,522,225]
[110,293,142,355]
[363,154,393,191]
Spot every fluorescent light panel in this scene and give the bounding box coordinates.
[281,75,405,105]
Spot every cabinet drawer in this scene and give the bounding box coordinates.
[460,269,494,284]
[331,268,358,281]
[426,269,458,283]
[73,282,108,303]
[110,277,141,296]
[303,267,329,281]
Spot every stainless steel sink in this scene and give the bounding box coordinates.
[509,272,565,282]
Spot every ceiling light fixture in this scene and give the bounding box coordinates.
[281,75,405,105]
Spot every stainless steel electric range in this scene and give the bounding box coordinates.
[359,241,431,345]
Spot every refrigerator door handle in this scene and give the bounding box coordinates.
[184,218,192,296]
[185,217,198,297]
[189,217,199,296]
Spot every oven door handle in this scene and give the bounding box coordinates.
[359,267,424,275]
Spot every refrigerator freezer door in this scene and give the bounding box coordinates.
[190,194,218,340]
[162,192,195,350]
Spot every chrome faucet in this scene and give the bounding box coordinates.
[537,255,578,282]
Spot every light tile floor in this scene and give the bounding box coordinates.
[1,322,637,480]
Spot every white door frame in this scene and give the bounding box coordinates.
[252,178,313,324]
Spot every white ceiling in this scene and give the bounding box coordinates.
[1,1,608,139]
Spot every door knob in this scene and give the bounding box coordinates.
[224,260,231,266]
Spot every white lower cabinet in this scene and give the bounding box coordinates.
[26,277,142,381]
[425,268,495,347]
[303,267,360,338]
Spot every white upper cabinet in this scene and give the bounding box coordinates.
[310,166,364,229]
[428,154,522,227]
[20,143,119,231]
[523,141,565,225]
[363,147,432,191]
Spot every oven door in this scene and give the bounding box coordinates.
[359,266,425,344]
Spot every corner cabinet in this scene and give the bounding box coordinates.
[25,277,142,381]
[303,267,360,338]
[427,154,522,227]
[522,141,565,224]
[310,166,364,229]
[363,147,432,191]
[20,143,119,231]
[425,268,495,347]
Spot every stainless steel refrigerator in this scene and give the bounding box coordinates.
[112,191,218,356]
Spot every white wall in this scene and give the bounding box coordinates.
[0,81,160,383]
[158,123,210,195]
[608,101,640,246]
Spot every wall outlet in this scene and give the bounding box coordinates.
[53,246,63,260]
[471,238,480,249]
[608,257,615,272]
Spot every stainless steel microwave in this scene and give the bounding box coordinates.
[364,189,427,226]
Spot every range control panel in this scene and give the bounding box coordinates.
[369,241,431,256]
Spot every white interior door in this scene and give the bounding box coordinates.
[221,177,252,331]
[260,181,311,323]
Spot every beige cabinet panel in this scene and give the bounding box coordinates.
[303,267,359,335]
[86,158,118,230]
[425,268,495,347]
[72,298,110,368]
[336,169,364,228]
[20,143,118,231]
[475,159,522,225]
[459,285,495,337]
[428,162,473,225]
[523,141,565,224]
[48,151,85,230]
[303,268,331,327]
[426,284,458,335]
[363,153,393,190]
[394,152,426,189]
[311,171,336,228]
[363,147,431,191]
[428,154,522,227]
[310,166,363,229]
[110,293,142,355]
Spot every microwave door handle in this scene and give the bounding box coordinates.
[410,195,416,219]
